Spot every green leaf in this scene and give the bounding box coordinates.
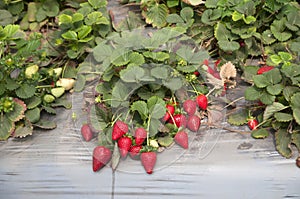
[3,24,20,38]
[120,66,145,83]
[263,102,288,121]
[202,9,222,25]
[245,86,261,101]
[147,96,165,119]
[59,14,72,24]
[74,74,86,92]
[166,14,184,24]
[88,0,107,9]
[15,84,36,99]
[143,51,170,62]
[167,0,179,7]
[269,54,282,65]
[274,112,293,122]
[158,135,174,147]
[72,13,84,23]
[13,121,33,138]
[42,0,59,17]
[128,52,145,67]
[24,96,41,109]
[111,82,129,107]
[85,11,103,25]
[162,78,183,91]
[77,25,92,40]
[278,52,292,62]
[261,30,276,45]
[270,19,292,42]
[251,128,269,139]
[292,132,300,152]
[0,116,14,140]
[283,86,300,102]
[25,107,40,123]
[93,43,113,63]
[89,104,107,131]
[143,3,168,28]
[227,109,248,126]
[243,15,256,24]
[176,46,209,64]
[33,119,56,129]
[180,7,194,22]
[131,101,148,121]
[111,142,120,171]
[98,127,113,147]
[253,75,270,88]
[242,65,260,83]
[291,93,300,125]
[6,98,26,122]
[264,68,282,85]
[275,129,292,158]
[150,67,169,80]
[232,11,243,21]
[51,97,71,109]
[149,118,162,137]
[42,106,56,115]
[0,9,13,26]
[266,84,283,95]
[218,40,240,52]
[62,30,78,40]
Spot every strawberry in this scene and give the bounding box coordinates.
[168,114,187,128]
[81,123,93,142]
[257,66,274,75]
[248,118,258,130]
[118,136,132,158]
[93,146,112,172]
[162,104,175,122]
[296,157,300,168]
[214,59,221,68]
[174,131,188,149]
[134,127,147,146]
[140,151,157,174]
[129,145,142,159]
[196,94,208,110]
[112,120,128,140]
[183,99,197,116]
[194,71,200,77]
[203,59,209,66]
[187,115,201,132]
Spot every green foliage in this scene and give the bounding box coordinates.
[56,0,111,60]
[243,53,300,158]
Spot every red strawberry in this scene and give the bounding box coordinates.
[203,59,209,66]
[214,59,221,68]
[183,99,197,116]
[162,104,175,122]
[196,94,208,110]
[129,145,142,159]
[93,146,112,172]
[112,120,128,140]
[187,115,201,132]
[134,127,147,146]
[168,114,187,128]
[81,124,93,142]
[118,136,132,158]
[248,118,258,130]
[296,157,300,168]
[257,66,274,75]
[140,151,157,174]
[194,71,200,77]
[174,131,188,149]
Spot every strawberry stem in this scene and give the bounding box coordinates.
[146,115,151,146]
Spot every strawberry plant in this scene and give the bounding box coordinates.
[75,27,219,173]
[228,52,300,159]
[0,24,73,140]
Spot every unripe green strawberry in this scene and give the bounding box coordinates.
[25,64,39,79]
[51,87,65,98]
[48,68,63,77]
[43,94,55,103]
[56,78,75,90]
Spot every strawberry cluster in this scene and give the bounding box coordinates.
[80,93,209,174]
